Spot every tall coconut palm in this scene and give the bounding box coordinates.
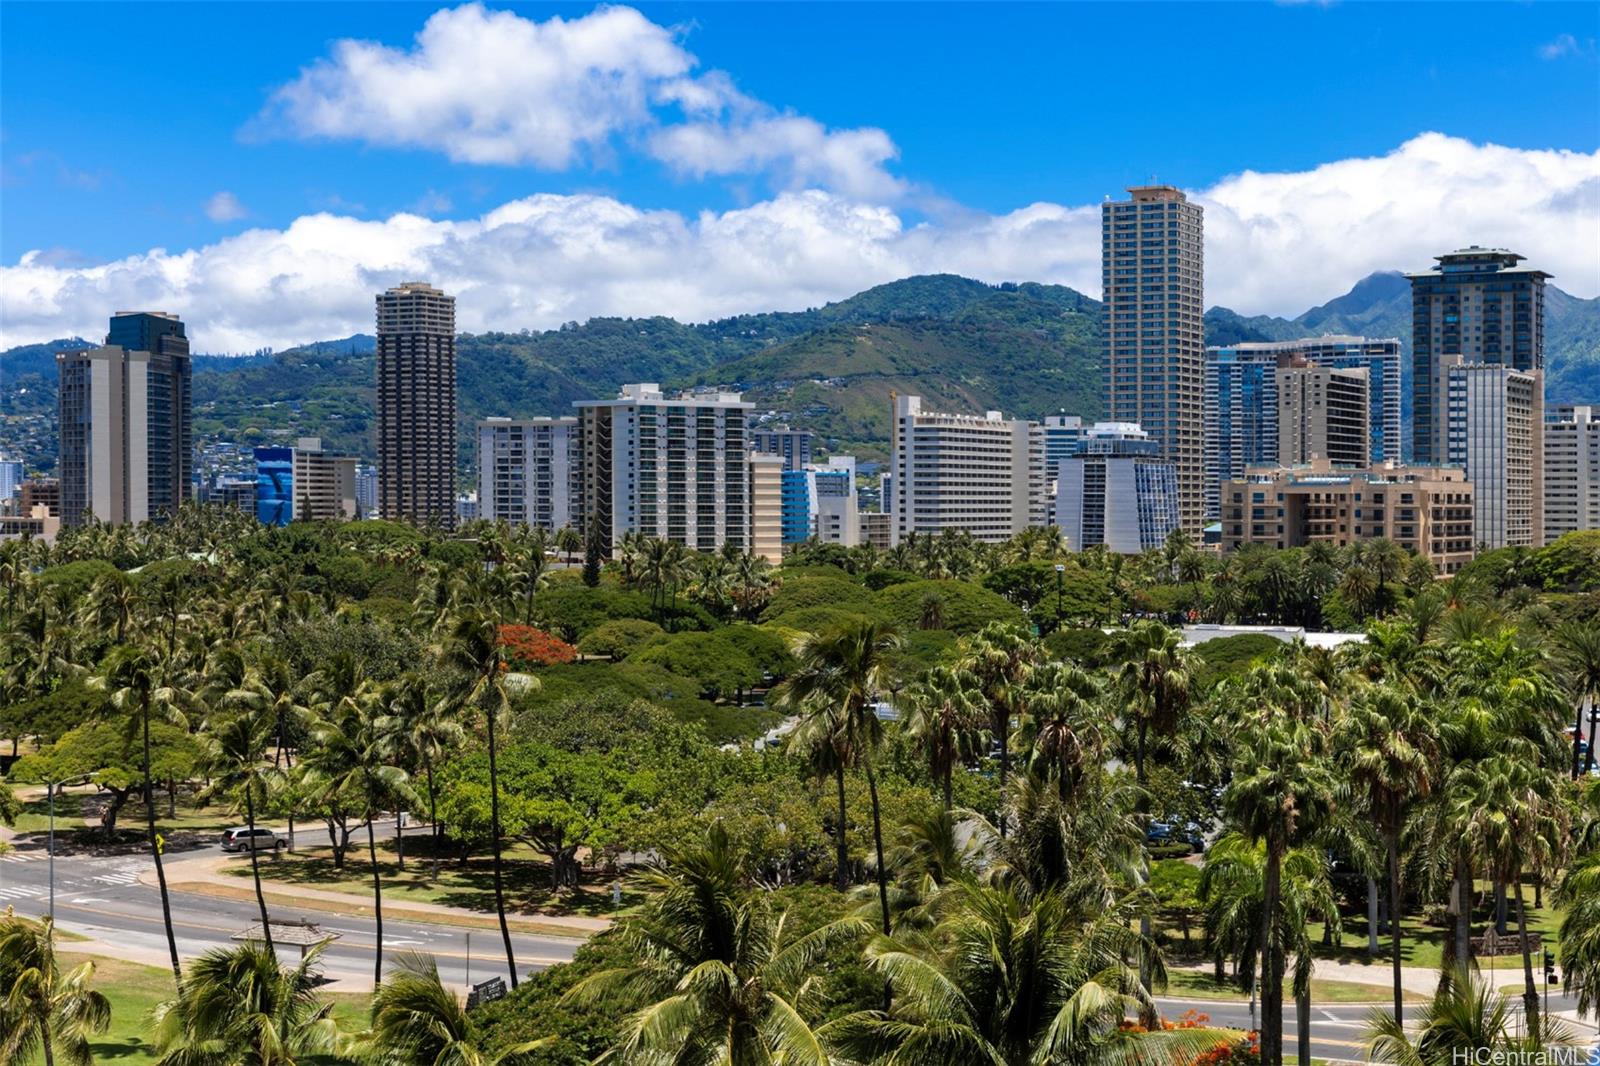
[199,704,282,953]
[91,644,187,984]
[1555,621,1600,778]
[824,881,1193,1066]
[152,941,339,1066]
[1450,753,1564,1037]
[961,622,1040,833]
[1336,685,1439,1025]
[1557,851,1600,1017]
[1225,700,1336,1066]
[437,608,525,988]
[782,619,903,935]
[379,671,464,880]
[302,686,411,989]
[1200,833,1341,1066]
[563,823,864,1064]
[0,913,111,1066]
[900,665,985,809]
[358,951,553,1066]
[554,524,582,569]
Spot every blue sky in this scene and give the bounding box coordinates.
[2,2,1597,351]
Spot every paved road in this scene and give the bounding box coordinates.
[0,833,583,990]
[1156,993,1597,1063]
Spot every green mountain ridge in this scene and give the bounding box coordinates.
[2,272,1597,478]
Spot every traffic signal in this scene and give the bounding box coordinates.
[1544,950,1558,985]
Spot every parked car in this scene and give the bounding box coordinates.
[220,827,284,852]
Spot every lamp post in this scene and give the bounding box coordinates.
[1055,563,1065,621]
[45,773,95,919]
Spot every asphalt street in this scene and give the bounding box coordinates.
[0,832,582,990]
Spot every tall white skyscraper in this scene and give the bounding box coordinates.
[1056,422,1180,554]
[1444,359,1542,549]
[1542,405,1600,544]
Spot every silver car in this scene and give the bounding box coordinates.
[220,827,283,852]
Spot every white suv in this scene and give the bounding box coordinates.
[220,827,283,852]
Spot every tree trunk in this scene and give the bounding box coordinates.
[1495,879,1507,935]
[1586,697,1598,775]
[1515,872,1539,1040]
[395,809,405,871]
[245,787,274,954]
[1454,864,1472,972]
[1575,697,1587,779]
[830,763,849,891]
[864,758,891,937]
[1367,875,1380,956]
[941,752,953,812]
[997,707,1012,838]
[426,758,440,881]
[1262,842,1284,1066]
[143,696,182,986]
[485,690,519,989]
[367,816,383,989]
[1388,833,1404,1027]
[40,1025,55,1066]
[1296,984,1311,1066]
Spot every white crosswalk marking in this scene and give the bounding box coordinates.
[0,885,43,899]
[0,851,41,863]
[93,873,140,885]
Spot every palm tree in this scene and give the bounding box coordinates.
[358,951,553,1066]
[1015,660,1105,804]
[824,881,1193,1066]
[1200,834,1341,1066]
[437,608,524,988]
[1555,622,1600,778]
[1336,685,1439,1025]
[380,672,464,880]
[0,913,111,1066]
[900,665,985,809]
[962,622,1039,832]
[1450,753,1564,1037]
[1225,697,1336,1066]
[783,619,903,935]
[302,685,411,989]
[199,703,282,953]
[1557,851,1600,1017]
[563,823,863,1063]
[1364,965,1571,1066]
[91,644,187,984]
[152,941,339,1066]
[555,524,582,569]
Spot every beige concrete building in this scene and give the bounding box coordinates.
[889,393,1045,545]
[1277,362,1369,468]
[748,452,785,564]
[1544,405,1600,543]
[377,282,456,529]
[575,384,762,558]
[1444,360,1542,549]
[0,504,61,544]
[1102,185,1205,534]
[860,511,892,549]
[289,438,359,521]
[1220,460,1475,574]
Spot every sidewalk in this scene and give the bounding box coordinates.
[151,852,611,938]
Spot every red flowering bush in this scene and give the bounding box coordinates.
[1194,1032,1260,1066]
[498,624,578,668]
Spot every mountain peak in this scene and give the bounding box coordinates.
[1296,271,1410,331]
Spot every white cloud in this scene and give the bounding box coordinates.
[1539,33,1583,60]
[258,3,901,198]
[2,134,1596,352]
[204,191,249,222]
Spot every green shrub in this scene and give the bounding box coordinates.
[760,576,876,622]
[873,579,1023,634]
[575,619,665,660]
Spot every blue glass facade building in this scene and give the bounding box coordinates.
[779,468,813,544]
[255,446,293,526]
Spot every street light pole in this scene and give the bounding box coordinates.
[45,773,94,919]
[1055,563,1065,622]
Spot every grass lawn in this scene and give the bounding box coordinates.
[25,951,370,1066]
[1164,970,1427,1004]
[1304,886,1566,971]
[9,786,236,843]
[9,789,85,835]
[222,838,644,918]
